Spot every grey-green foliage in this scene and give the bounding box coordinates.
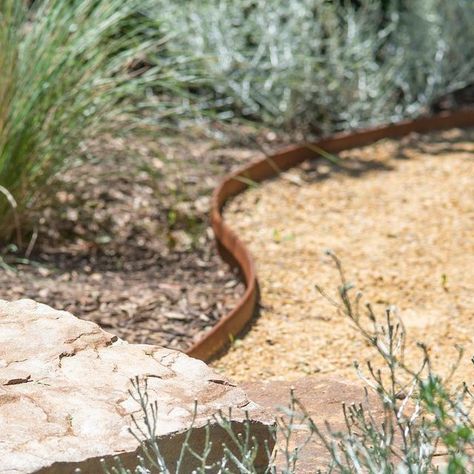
[102,377,270,474]
[312,252,474,473]
[107,253,474,473]
[389,0,474,112]
[0,0,181,243]
[155,0,474,131]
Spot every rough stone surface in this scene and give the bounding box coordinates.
[0,299,274,474]
[243,377,384,473]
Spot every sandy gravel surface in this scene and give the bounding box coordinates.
[213,128,474,386]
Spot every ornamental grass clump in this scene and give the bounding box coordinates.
[0,0,175,246]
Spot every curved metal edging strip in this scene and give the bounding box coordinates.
[186,108,474,362]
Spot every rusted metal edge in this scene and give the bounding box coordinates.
[186,108,474,362]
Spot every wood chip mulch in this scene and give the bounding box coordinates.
[0,126,279,351]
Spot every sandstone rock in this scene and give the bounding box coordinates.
[0,299,274,474]
[243,377,383,473]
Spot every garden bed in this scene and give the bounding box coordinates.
[0,126,281,351]
[213,128,474,384]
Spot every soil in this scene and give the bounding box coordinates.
[213,128,474,386]
[0,124,284,351]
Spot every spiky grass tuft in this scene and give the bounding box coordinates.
[0,0,176,244]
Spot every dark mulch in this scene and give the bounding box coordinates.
[0,124,285,351]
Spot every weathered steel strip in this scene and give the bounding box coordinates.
[186,108,474,362]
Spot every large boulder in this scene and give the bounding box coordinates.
[0,300,274,474]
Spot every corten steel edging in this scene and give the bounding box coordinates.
[186,108,474,362]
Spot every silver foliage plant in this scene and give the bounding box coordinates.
[106,252,474,473]
[155,0,474,131]
[102,377,272,474]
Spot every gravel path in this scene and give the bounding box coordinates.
[213,128,474,386]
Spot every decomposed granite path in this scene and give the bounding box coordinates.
[213,128,474,387]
